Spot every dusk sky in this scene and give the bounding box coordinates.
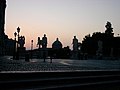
[5,0,120,50]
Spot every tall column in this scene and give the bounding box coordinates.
[0,0,6,35]
[0,0,6,55]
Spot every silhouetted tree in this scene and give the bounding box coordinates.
[81,22,116,58]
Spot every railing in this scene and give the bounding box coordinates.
[0,71,120,90]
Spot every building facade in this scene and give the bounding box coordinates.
[0,0,15,56]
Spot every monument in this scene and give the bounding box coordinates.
[42,34,47,49]
[105,21,114,36]
[37,37,42,49]
[72,36,79,59]
[18,36,26,57]
[41,34,48,60]
[19,36,25,48]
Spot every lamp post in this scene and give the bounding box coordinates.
[16,27,20,60]
[17,27,20,42]
[118,34,119,37]
[31,40,33,59]
[13,32,17,60]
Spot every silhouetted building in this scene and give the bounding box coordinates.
[0,0,17,56]
[51,38,70,59]
[52,38,63,49]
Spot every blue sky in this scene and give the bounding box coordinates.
[5,0,120,49]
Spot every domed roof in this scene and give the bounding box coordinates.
[52,38,63,49]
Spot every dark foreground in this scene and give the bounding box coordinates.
[0,71,120,90]
[0,56,120,90]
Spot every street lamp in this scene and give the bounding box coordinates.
[13,32,17,60]
[31,40,33,59]
[16,27,20,60]
[31,40,33,50]
[17,27,20,42]
[118,34,119,37]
